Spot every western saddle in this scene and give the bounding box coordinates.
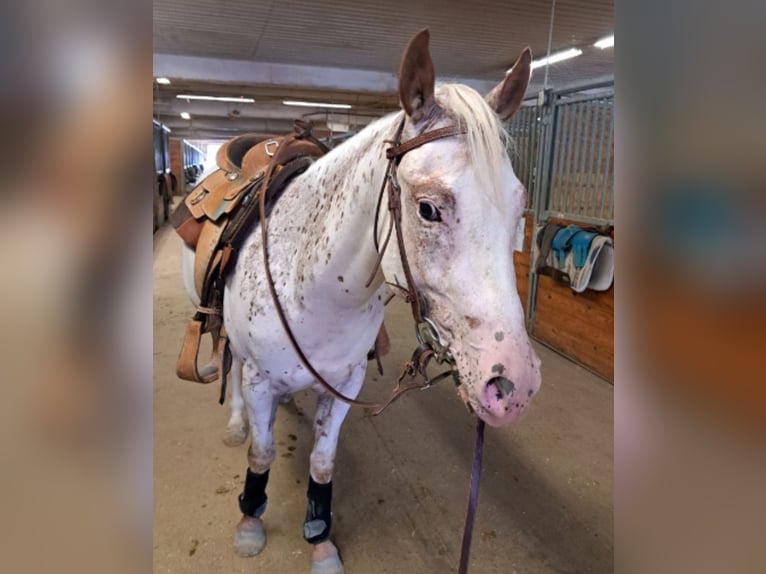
[169,120,328,393]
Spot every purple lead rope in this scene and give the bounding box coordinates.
[458,418,486,574]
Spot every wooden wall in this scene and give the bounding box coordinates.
[514,215,614,383]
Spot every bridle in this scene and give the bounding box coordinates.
[261,113,465,412]
[259,113,485,573]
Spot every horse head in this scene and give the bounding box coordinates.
[381,29,541,427]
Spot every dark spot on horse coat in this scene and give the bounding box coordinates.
[465,316,481,329]
[527,389,533,397]
[494,331,504,341]
[337,276,344,282]
[491,363,506,375]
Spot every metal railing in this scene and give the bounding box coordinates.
[506,77,614,329]
[545,95,614,224]
[506,105,542,211]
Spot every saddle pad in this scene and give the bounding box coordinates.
[570,230,598,269]
[551,225,582,268]
[565,234,614,292]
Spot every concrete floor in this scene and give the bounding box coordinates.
[154,223,613,574]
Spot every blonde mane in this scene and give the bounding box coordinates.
[434,83,511,202]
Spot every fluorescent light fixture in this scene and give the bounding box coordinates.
[162,125,172,133]
[176,94,255,103]
[156,77,171,85]
[594,35,614,49]
[283,100,352,109]
[180,112,191,120]
[529,48,583,70]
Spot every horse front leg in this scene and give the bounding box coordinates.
[304,362,365,574]
[234,361,278,557]
[223,356,249,447]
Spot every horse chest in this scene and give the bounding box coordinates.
[225,260,383,388]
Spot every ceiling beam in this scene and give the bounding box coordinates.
[161,116,297,133]
[153,100,385,124]
[153,53,498,95]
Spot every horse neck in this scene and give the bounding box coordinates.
[293,115,398,305]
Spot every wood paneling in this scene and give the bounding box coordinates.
[534,275,614,381]
[522,216,614,382]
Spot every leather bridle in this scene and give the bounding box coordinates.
[260,114,465,412]
[259,114,484,574]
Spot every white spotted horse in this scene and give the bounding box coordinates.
[173,29,541,574]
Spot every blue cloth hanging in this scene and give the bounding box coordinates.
[551,225,582,268]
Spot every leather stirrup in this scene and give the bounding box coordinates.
[176,318,223,383]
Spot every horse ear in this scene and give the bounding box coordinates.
[398,29,436,122]
[486,47,533,121]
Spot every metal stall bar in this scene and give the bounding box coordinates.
[567,101,586,216]
[547,103,561,213]
[599,102,615,221]
[592,100,609,220]
[575,101,594,218]
[524,107,535,209]
[584,101,604,217]
[518,108,531,194]
[526,90,557,330]
[558,102,577,215]
[507,108,528,202]
[548,102,565,214]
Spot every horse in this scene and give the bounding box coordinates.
[181,29,542,574]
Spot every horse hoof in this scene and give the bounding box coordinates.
[223,424,248,447]
[311,555,344,574]
[234,516,266,557]
[310,541,343,574]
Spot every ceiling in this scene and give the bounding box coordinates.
[153,0,613,141]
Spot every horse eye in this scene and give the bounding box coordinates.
[418,201,442,222]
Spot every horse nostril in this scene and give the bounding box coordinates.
[486,376,515,400]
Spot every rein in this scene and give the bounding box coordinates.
[259,114,484,573]
[260,115,464,411]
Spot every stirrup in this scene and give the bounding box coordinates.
[176,318,231,383]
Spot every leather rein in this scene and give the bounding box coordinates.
[260,115,464,413]
[259,114,485,573]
